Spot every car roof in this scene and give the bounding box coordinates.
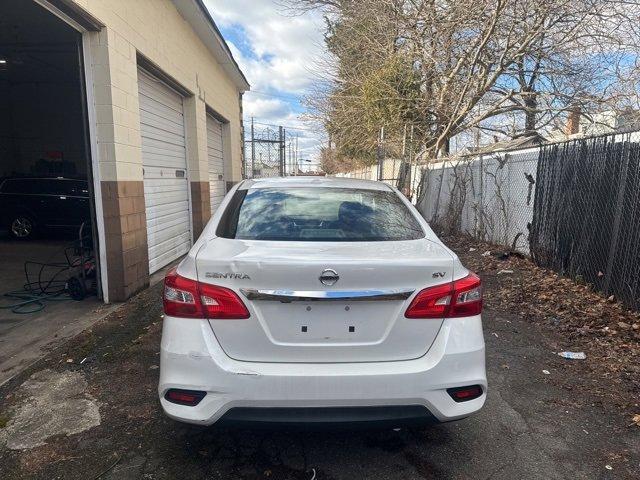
[1,176,85,181]
[239,176,394,192]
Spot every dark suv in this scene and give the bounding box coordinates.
[0,177,91,239]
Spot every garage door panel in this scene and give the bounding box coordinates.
[142,167,187,182]
[141,149,188,169]
[140,117,186,143]
[206,131,223,150]
[146,215,190,238]
[147,232,191,259]
[139,104,185,134]
[143,179,190,195]
[139,67,191,274]
[207,143,223,157]
[141,143,186,161]
[138,95,183,125]
[144,198,190,220]
[149,242,191,274]
[207,114,225,217]
[144,195,189,216]
[138,85,183,114]
[138,73,184,112]
[148,239,191,274]
[138,93,183,120]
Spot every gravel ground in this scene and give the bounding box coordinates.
[0,236,638,479]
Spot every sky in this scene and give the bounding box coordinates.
[204,0,328,167]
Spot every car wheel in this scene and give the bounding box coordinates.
[9,215,35,239]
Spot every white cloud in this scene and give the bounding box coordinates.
[243,97,290,120]
[205,0,327,165]
[206,0,326,94]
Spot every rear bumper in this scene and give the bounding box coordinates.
[159,315,487,426]
[217,405,440,428]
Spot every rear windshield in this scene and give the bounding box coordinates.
[217,187,425,241]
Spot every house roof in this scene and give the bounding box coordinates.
[171,0,250,92]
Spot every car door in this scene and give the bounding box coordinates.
[56,180,91,227]
[31,179,85,227]
[0,179,42,224]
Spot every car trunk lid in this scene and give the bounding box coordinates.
[196,237,454,363]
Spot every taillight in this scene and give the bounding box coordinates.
[448,273,483,317]
[163,268,203,318]
[405,273,482,319]
[165,389,206,406]
[199,283,250,319]
[447,385,483,402]
[163,268,249,319]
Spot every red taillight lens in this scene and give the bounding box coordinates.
[405,273,482,319]
[447,385,483,402]
[404,282,453,319]
[163,268,249,319]
[165,389,206,406]
[199,283,250,319]
[163,268,203,318]
[449,273,483,317]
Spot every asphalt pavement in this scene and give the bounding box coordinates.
[0,260,638,479]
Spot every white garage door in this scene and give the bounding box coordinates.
[206,114,226,216]
[138,68,191,274]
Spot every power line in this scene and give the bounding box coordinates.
[244,119,323,134]
[248,90,305,102]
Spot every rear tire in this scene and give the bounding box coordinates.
[9,215,35,239]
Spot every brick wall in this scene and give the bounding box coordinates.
[191,181,212,239]
[101,181,149,301]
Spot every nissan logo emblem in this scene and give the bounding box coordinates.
[319,269,339,286]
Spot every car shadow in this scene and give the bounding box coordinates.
[167,422,458,479]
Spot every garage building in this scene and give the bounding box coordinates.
[0,0,248,306]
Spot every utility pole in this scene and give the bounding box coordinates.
[250,117,255,179]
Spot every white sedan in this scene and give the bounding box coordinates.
[159,176,486,426]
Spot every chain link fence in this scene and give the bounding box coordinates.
[416,148,538,253]
[531,132,640,309]
[336,158,424,203]
[414,130,640,310]
[243,123,284,179]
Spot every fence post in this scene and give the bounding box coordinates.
[377,126,385,181]
[433,159,446,221]
[603,140,631,294]
[250,117,255,179]
[478,154,484,238]
[279,126,285,177]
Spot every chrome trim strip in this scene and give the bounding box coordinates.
[240,289,415,302]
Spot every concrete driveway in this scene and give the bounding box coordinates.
[0,237,117,385]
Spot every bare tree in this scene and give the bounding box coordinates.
[286,0,640,165]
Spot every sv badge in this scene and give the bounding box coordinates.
[432,272,446,278]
